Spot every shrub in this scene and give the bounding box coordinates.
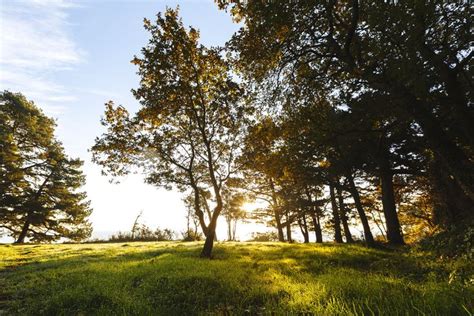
[181,230,203,241]
[249,231,278,242]
[108,225,176,242]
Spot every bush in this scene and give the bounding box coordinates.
[108,225,176,242]
[418,218,474,260]
[181,230,203,241]
[249,231,279,242]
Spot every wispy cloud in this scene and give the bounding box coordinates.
[0,0,84,115]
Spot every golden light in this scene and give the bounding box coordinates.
[241,201,260,212]
[236,200,268,240]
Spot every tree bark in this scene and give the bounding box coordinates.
[269,178,285,242]
[306,189,323,243]
[336,184,354,243]
[14,171,54,244]
[298,213,310,243]
[329,183,343,243]
[191,185,208,237]
[379,167,404,245]
[275,210,285,242]
[311,209,323,243]
[227,218,232,241]
[200,136,224,258]
[201,218,217,258]
[232,220,237,241]
[15,218,30,243]
[285,209,292,242]
[346,172,375,245]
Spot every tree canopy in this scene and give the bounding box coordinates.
[215,0,473,246]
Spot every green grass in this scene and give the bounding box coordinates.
[0,242,472,315]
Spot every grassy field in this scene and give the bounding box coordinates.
[0,242,472,315]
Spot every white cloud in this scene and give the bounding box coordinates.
[0,0,83,115]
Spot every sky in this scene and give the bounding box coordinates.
[0,0,279,241]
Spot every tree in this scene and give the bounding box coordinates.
[91,9,245,258]
[239,117,287,241]
[280,99,376,245]
[220,1,473,228]
[0,91,92,243]
[183,193,202,241]
[131,210,143,240]
[222,191,247,241]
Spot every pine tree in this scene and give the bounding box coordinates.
[0,91,92,243]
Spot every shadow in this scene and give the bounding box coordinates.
[1,242,471,315]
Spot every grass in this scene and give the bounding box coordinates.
[0,242,472,315]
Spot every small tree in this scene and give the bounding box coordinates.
[222,192,247,241]
[131,210,143,240]
[183,193,203,241]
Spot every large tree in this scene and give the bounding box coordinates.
[92,9,245,257]
[0,91,92,243]
[219,0,473,235]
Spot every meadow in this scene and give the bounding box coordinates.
[0,242,472,315]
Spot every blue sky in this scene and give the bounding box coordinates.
[0,0,272,240]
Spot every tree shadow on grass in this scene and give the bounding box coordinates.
[2,242,472,315]
[212,243,433,280]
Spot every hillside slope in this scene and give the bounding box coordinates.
[0,242,472,315]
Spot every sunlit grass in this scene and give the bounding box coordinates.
[0,242,472,315]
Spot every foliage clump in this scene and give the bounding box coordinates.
[250,231,279,242]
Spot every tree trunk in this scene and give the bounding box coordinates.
[306,189,323,243]
[370,209,387,241]
[329,183,343,243]
[232,220,237,241]
[270,178,285,242]
[298,213,310,243]
[191,185,208,237]
[346,172,375,246]
[199,136,224,258]
[379,167,404,245]
[303,213,309,243]
[201,216,218,258]
[311,210,323,243]
[201,229,215,258]
[336,184,354,243]
[227,218,232,241]
[15,219,30,243]
[275,208,285,242]
[285,209,292,242]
